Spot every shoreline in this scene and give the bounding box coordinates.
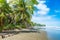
[0,30,48,40]
[39,30,48,40]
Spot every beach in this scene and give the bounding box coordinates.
[0,30,48,40]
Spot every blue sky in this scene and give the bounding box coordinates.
[32,0,60,27]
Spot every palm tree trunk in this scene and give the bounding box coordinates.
[0,17,4,32]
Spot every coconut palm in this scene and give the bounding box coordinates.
[0,0,12,32]
[0,0,38,32]
[8,0,38,28]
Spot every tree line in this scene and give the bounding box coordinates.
[0,0,38,32]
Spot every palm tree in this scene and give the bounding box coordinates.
[7,0,38,28]
[0,0,38,32]
[0,0,11,32]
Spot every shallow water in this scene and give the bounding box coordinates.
[34,26,60,40]
[46,27,60,40]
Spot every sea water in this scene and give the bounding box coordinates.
[34,26,60,40]
[46,27,60,40]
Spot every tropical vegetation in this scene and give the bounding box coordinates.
[32,22,46,26]
[0,0,38,32]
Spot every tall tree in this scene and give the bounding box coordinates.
[8,0,38,28]
[0,0,38,32]
[0,0,11,32]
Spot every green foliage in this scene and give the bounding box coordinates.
[0,0,38,32]
[32,22,46,26]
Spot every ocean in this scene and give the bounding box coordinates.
[46,27,60,40]
[34,26,60,40]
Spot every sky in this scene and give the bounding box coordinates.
[7,0,60,27]
[31,0,60,27]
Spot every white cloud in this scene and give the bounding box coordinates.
[34,0,50,15]
[32,16,51,21]
[52,15,56,17]
[7,0,9,3]
[31,16,52,25]
[31,16,60,27]
[32,0,60,27]
[37,0,46,4]
[55,10,60,13]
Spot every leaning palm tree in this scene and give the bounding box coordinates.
[0,0,38,32]
[0,0,11,32]
[8,0,38,28]
[6,0,38,27]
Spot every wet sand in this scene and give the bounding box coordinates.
[39,30,48,40]
[0,30,48,40]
